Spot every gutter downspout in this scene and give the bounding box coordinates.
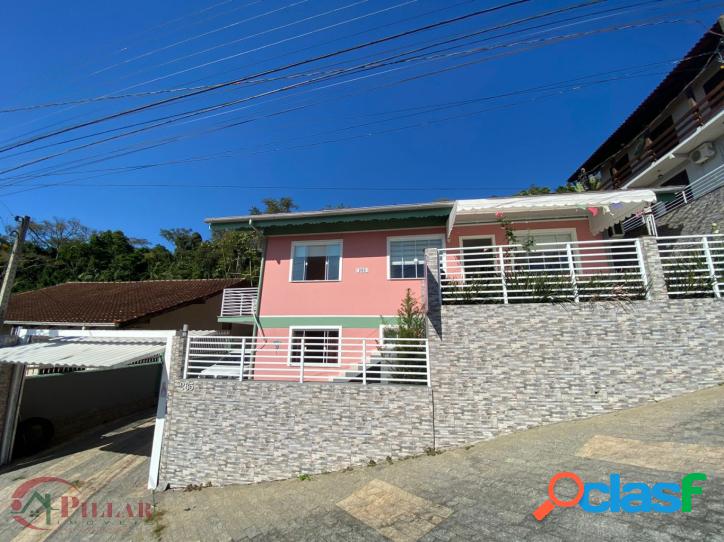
[249,219,266,337]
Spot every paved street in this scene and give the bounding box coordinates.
[2,386,724,541]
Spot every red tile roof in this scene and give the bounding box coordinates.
[6,279,248,326]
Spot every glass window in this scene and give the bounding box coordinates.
[290,329,340,365]
[389,237,443,279]
[291,242,341,281]
[518,231,574,272]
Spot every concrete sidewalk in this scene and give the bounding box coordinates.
[154,385,724,541]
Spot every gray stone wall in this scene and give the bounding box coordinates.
[427,299,724,448]
[656,185,723,236]
[424,241,724,448]
[160,335,434,486]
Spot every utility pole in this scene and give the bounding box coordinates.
[0,216,30,326]
[0,215,29,466]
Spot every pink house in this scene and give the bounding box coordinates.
[201,191,656,382]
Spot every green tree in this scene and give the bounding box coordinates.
[249,197,298,215]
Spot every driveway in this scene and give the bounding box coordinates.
[0,411,156,542]
[2,387,723,541]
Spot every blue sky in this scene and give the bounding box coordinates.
[0,0,720,244]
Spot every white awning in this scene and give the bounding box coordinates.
[0,337,166,369]
[448,190,657,236]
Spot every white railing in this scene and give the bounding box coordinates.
[438,238,648,304]
[183,335,430,386]
[219,288,258,317]
[657,234,724,298]
[623,164,724,233]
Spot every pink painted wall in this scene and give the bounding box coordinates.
[251,327,388,382]
[259,228,445,316]
[448,218,599,246]
[259,220,602,316]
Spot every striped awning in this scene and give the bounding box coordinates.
[0,337,165,369]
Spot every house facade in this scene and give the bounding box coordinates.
[569,17,724,237]
[203,191,658,383]
[155,189,723,488]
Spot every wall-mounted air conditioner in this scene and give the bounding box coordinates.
[689,142,716,165]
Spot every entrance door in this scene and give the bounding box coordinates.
[461,237,494,280]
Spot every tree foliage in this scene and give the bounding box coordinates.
[2,198,298,292]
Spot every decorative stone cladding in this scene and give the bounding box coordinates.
[159,335,433,487]
[656,185,723,236]
[424,240,724,448]
[158,238,723,487]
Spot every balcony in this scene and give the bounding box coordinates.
[219,288,258,317]
[622,163,724,234]
[612,81,724,189]
[437,238,649,304]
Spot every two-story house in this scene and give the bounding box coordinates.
[200,190,657,382]
[569,16,724,237]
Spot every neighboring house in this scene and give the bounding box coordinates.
[1,279,249,457]
[569,16,724,236]
[5,278,251,333]
[202,191,656,382]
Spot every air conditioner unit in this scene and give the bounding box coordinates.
[690,142,716,165]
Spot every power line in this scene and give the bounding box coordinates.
[0,62,688,196]
[0,0,534,155]
[0,0,629,169]
[0,13,697,179]
[89,0,313,77]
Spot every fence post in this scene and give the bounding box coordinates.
[182,335,191,379]
[566,242,579,302]
[638,237,669,301]
[424,340,431,387]
[362,339,367,385]
[702,236,721,298]
[239,337,246,381]
[498,245,508,304]
[299,337,305,383]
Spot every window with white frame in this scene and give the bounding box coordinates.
[517,231,575,272]
[289,329,340,365]
[389,237,443,279]
[291,241,341,281]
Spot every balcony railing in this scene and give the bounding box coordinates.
[610,81,723,188]
[183,335,430,386]
[622,163,724,233]
[657,234,724,298]
[438,238,648,304]
[219,288,258,317]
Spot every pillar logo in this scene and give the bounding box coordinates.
[10,476,153,530]
[533,471,707,520]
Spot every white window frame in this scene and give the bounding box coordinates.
[511,228,579,272]
[289,239,343,282]
[287,326,342,366]
[513,228,578,247]
[387,234,446,280]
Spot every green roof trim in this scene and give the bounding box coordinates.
[210,207,451,235]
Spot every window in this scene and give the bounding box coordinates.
[291,241,341,281]
[289,329,340,365]
[517,231,575,272]
[389,236,443,279]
